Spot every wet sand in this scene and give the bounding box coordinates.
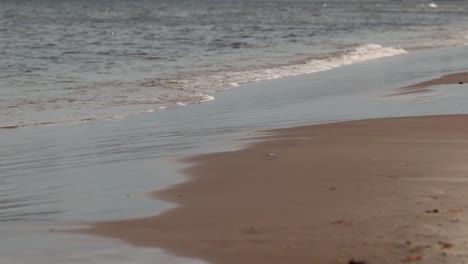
[392,72,468,96]
[82,114,468,264]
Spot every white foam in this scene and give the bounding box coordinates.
[149,44,407,109]
[428,3,437,8]
[197,95,215,103]
[106,115,125,120]
[177,44,405,90]
[158,44,407,95]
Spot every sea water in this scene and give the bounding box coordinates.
[2,0,468,128]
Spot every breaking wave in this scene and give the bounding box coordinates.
[2,44,406,129]
[149,44,407,96]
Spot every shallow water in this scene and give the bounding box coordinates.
[1,223,206,264]
[3,0,468,128]
[2,46,468,263]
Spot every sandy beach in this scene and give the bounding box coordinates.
[82,113,468,264]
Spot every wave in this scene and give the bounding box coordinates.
[128,44,407,115]
[244,43,407,82]
[2,44,405,130]
[152,44,407,95]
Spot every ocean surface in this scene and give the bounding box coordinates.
[3,1,468,263]
[3,0,468,128]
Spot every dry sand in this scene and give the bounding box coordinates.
[81,115,468,264]
[392,72,468,96]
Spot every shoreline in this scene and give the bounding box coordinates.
[81,114,468,264]
[391,72,468,96]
